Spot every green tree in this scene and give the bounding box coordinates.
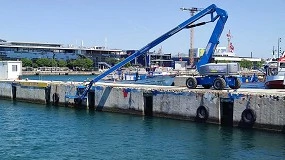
[67,60,76,70]
[239,59,253,69]
[36,58,51,67]
[70,58,93,70]
[32,63,38,68]
[51,59,57,67]
[254,59,265,69]
[82,58,93,70]
[216,60,231,63]
[105,57,120,66]
[57,60,67,67]
[73,59,84,69]
[21,58,33,67]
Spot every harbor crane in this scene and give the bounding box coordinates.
[180,7,203,68]
[72,4,241,104]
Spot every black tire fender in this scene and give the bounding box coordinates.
[241,108,256,124]
[196,105,209,121]
[52,93,59,105]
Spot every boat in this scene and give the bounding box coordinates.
[118,74,175,86]
[103,67,176,86]
[264,55,285,89]
[103,73,175,86]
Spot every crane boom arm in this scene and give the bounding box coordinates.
[78,4,227,100]
[196,8,228,72]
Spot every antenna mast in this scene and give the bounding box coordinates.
[180,7,203,68]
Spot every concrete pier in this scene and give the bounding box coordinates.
[0,79,284,132]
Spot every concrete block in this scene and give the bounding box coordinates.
[0,82,12,98]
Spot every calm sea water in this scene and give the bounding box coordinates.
[0,99,284,159]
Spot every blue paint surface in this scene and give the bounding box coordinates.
[228,93,245,100]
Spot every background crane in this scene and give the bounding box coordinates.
[180,7,203,68]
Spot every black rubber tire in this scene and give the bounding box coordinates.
[196,106,209,121]
[202,84,211,89]
[74,98,82,105]
[213,77,226,90]
[52,93,59,105]
[186,77,197,89]
[241,108,256,125]
[229,77,242,89]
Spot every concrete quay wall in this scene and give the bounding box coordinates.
[0,80,285,132]
[0,82,12,99]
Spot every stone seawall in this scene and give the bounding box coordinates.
[0,80,284,132]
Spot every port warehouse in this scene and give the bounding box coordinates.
[0,40,261,70]
[0,80,284,132]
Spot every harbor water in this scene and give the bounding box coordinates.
[0,99,284,159]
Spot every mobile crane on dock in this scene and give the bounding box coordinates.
[71,4,241,104]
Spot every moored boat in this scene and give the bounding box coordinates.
[100,75,175,86]
[264,56,285,89]
[118,74,175,86]
[102,66,176,86]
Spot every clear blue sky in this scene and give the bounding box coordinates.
[0,0,284,58]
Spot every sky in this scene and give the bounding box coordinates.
[0,0,284,58]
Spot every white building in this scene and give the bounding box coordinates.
[174,61,187,70]
[190,47,261,62]
[191,47,236,58]
[0,61,22,80]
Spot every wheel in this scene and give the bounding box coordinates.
[213,77,226,90]
[229,77,241,89]
[202,84,211,89]
[186,77,197,89]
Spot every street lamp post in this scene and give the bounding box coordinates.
[180,7,203,68]
[277,38,281,69]
[52,53,56,73]
[278,38,281,58]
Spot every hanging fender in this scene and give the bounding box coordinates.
[241,108,256,125]
[52,93,59,105]
[196,105,209,121]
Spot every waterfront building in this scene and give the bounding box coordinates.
[122,50,172,67]
[0,39,123,70]
[172,47,262,69]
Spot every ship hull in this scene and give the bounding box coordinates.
[265,74,285,89]
[265,80,284,89]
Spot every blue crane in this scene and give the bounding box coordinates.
[74,4,237,103]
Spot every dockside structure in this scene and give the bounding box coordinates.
[0,39,123,70]
[0,79,284,133]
